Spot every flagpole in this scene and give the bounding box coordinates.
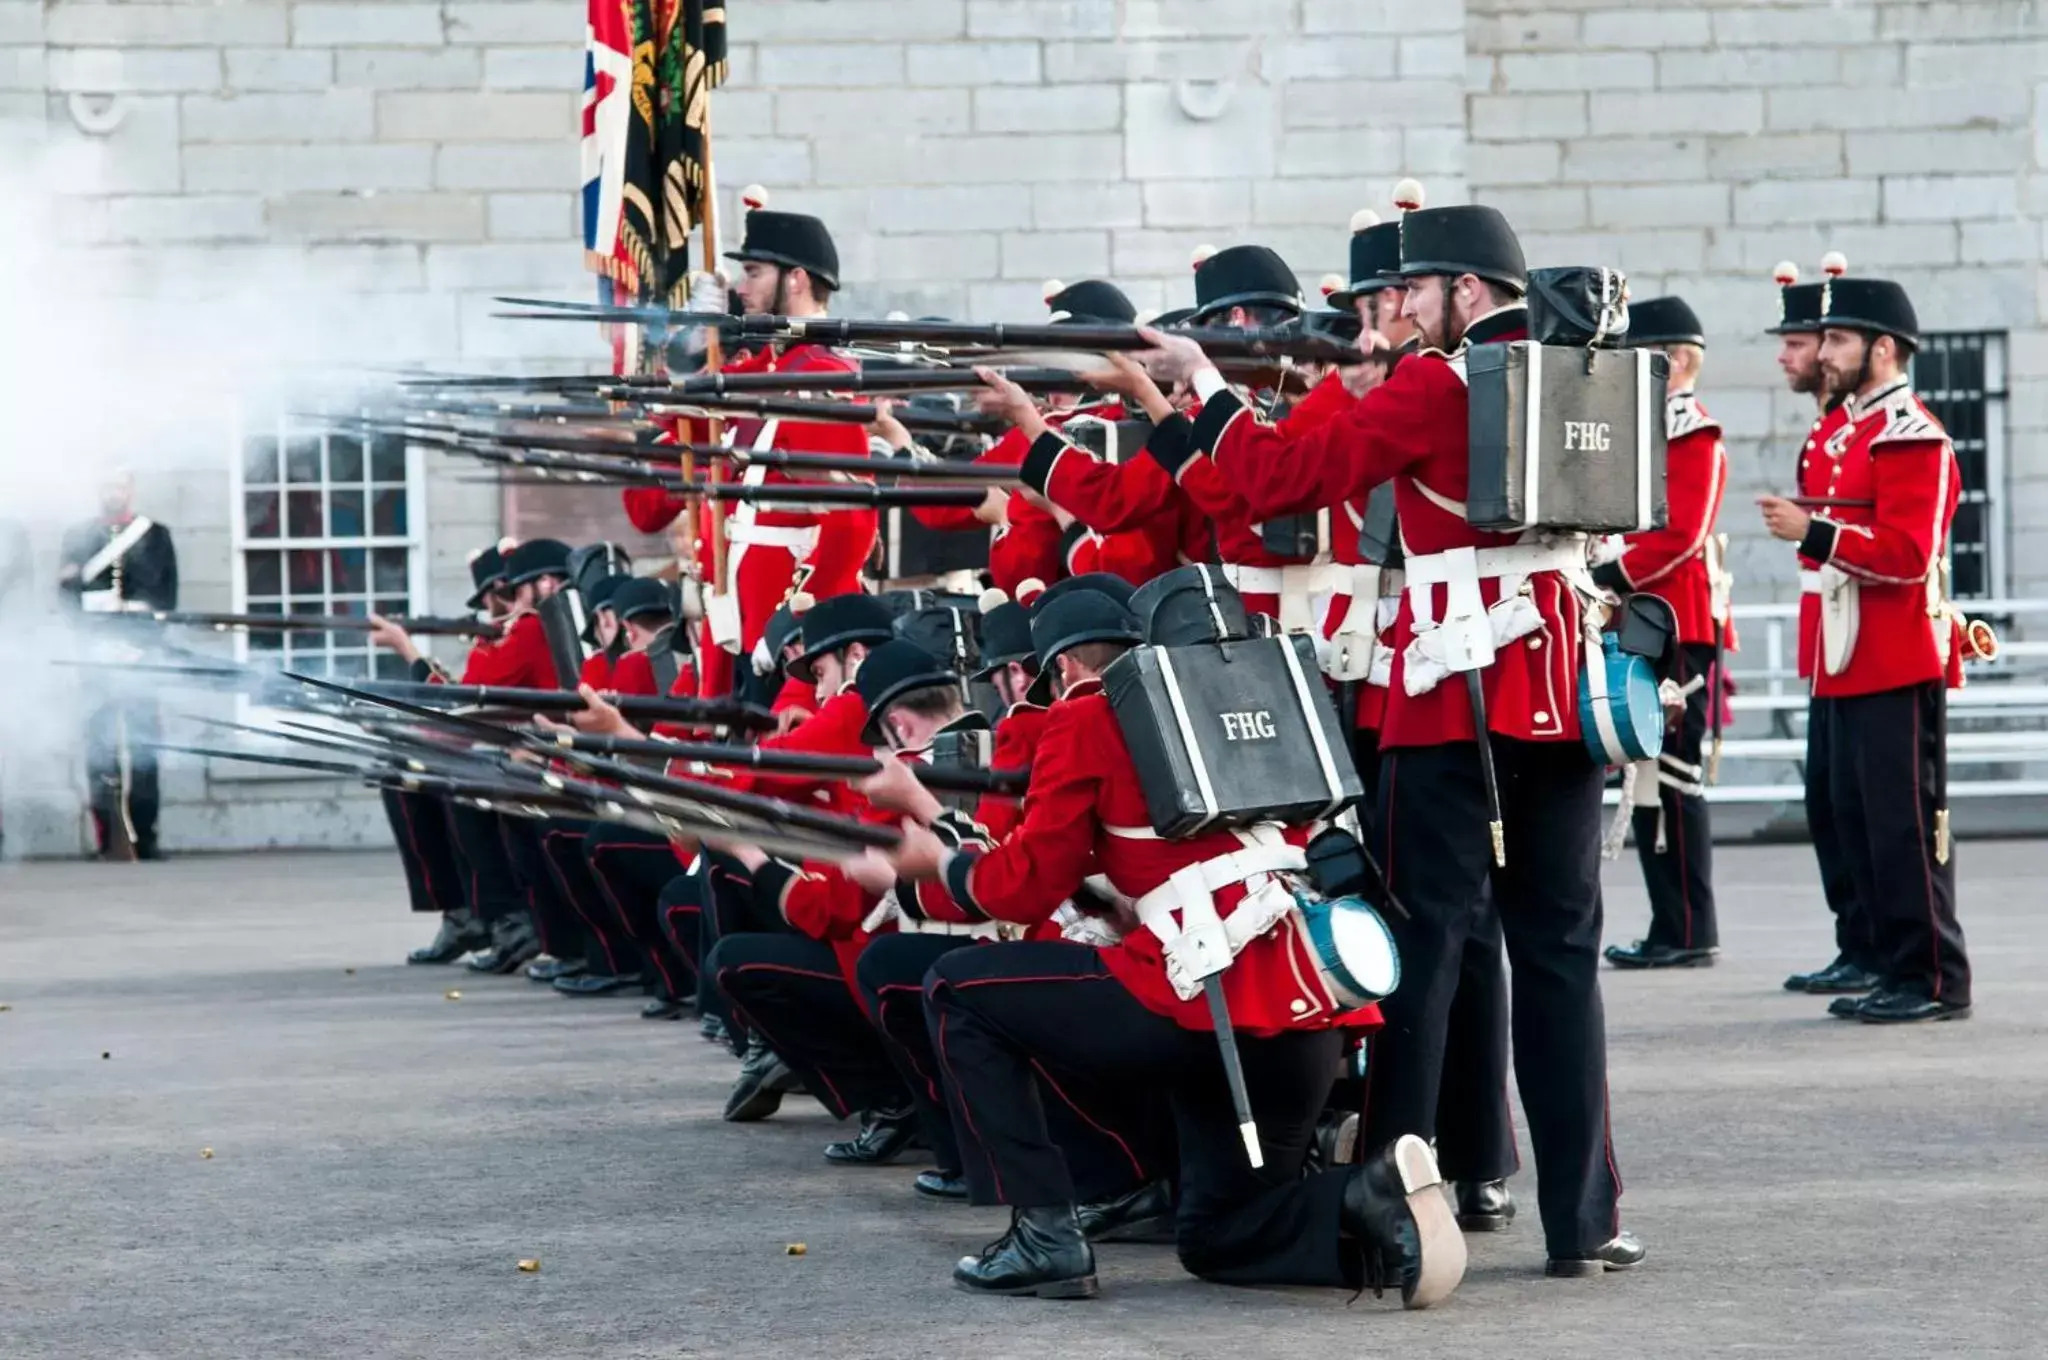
[699,103,732,611]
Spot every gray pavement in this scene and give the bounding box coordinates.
[3,843,2047,1358]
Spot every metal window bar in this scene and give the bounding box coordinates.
[1912,332,2006,603]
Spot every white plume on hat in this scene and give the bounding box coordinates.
[978,587,1009,614]
[1015,577,1047,606]
[787,590,816,614]
[496,536,518,555]
[1820,250,1848,277]
[1772,260,1801,286]
[740,184,769,211]
[1318,273,1345,296]
[1190,244,1217,269]
[1391,179,1425,212]
[1040,278,1065,302]
[1349,209,1381,233]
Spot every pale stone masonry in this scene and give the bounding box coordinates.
[1,0,2043,850]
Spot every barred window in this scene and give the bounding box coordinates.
[1913,333,2007,602]
[231,415,425,679]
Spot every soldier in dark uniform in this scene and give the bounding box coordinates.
[59,470,178,860]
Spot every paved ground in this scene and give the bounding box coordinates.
[3,843,2046,1359]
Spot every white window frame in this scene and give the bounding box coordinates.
[227,408,430,708]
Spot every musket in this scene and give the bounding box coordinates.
[493,300,1369,364]
[343,678,777,731]
[147,610,497,638]
[399,373,668,393]
[537,731,1029,795]
[361,418,657,457]
[289,671,896,854]
[714,447,1018,483]
[624,390,1007,436]
[145,741,367,777]
[1790,496,1876,509]
[646,366,1091,399]
[427,442,996,505]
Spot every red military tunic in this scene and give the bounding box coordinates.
[1603,390,1728,646]
[454,611,559,688]
[577,650,613,690]
[617,342,877,695]
[1797,378,1963,698]
[1795,399,1853,680]
[608,647,659,697]
[942,678,1379,1037]
[1195,307,1587,749]
[975,700,1048,840]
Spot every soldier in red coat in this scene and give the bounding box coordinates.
[1144,202,1639,1275]
[1770,257,1882,998]
[618,200,876,698]
[868,589,1462,1304]
[1757,278,1972,1023]
[1596,297,1729,970]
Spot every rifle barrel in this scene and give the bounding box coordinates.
[543,733,1028,793]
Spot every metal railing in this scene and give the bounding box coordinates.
[1616,598,2048,804]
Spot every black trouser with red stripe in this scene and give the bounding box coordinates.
[692,850,771,1034]
[1352,727,1517,1186]
[1369,736,1620,1259]
[1806,694,1882,973]
[1818,682,1970,1003]
[532,819,641,977]
[1634,642,1719,951]
[857,932,1170,1197]
[925,941,1363,1288]
[381,788,466,915]
[583,823,695,999]
[446,805,527,926]
[659,872,706,986]
[710,932,908,1120]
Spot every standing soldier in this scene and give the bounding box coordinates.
[619,193,876,698]
[1147,200,1640,1274]
[1769,257,1881,997]
[1598,297,1729,969]
[1756,278,1972,1023]
[59,470,178,861]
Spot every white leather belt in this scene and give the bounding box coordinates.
[898,918,1018,940]
[1403,540,1585,593]
[1222,561,1347,634]
[1799,568,1821,595]
[1131,843,1306,924]
[728,523,819,553]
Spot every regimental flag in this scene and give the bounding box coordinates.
[581,0,637,291]
[586,1,729,308]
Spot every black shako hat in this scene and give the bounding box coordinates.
[464,544,508,609]
[1391,204,1528,294]
[505,537,572,586]
[1129,564,1253,647]
[580,571,626,644]
[1822,276,1920,347]
[1025,591,1142,706]
[607,575,675,626]
[725,210,840,290]
[1624,296,1707,349]
[568,542,631,600]
[856,639,962,745]
[971,598,1037,681]
[787,593,896,683]
[1328,212,1403,309]
[1028,571,1137,615]
[1045,279,1136,325]
[1766,260,1826,336]
[1191,245,1304,322]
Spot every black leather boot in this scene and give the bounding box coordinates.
[1546,1231,1647,1276]
[525,956,585,983]
[723,1036,802,1122]
[953,1206,1098,1298]
[913,1170,969,1200]
[824,1107,920,1165]
[1340,1134,1466,1309]
[466,913,540,974]
[1453,1178,1516,1232]
[407,910,489,965]
[1605,939,1716,969]
[1076,1179,1176,1243]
